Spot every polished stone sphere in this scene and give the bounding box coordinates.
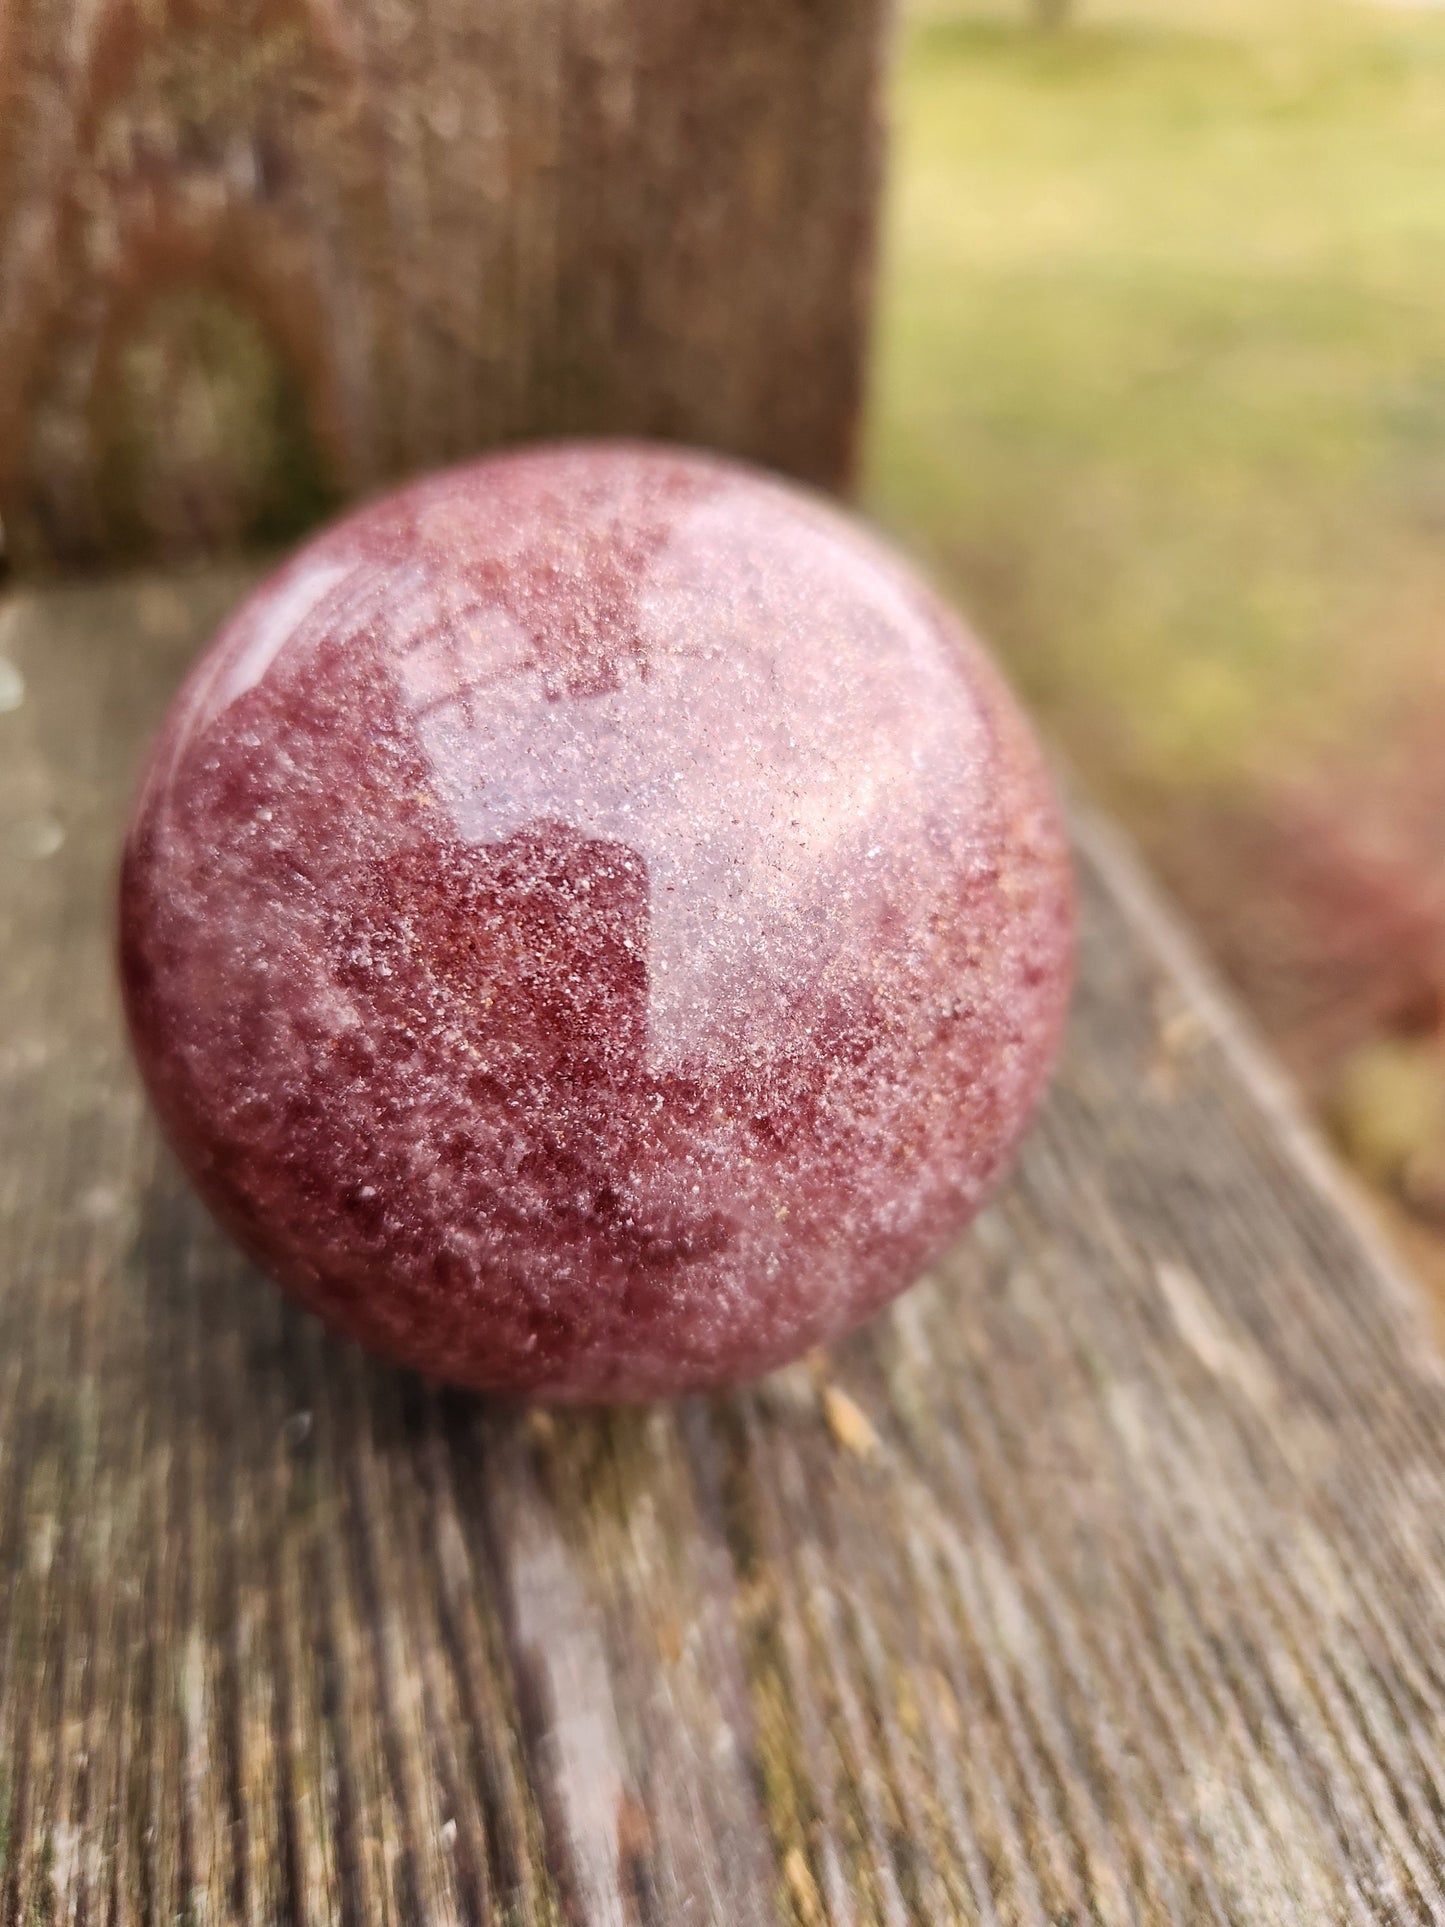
[119,444,1073,1398]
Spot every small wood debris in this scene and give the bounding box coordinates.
[526,1408,557,1447]
[784,1845,823,1926]
[1151,1001,1210,1098]
[822,1385,879,1459]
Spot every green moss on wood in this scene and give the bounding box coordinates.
[93,287,338,560]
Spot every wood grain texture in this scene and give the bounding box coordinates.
[4,569,1445,1924]
[0,0,885,567]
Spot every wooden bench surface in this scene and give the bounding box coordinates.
[4,569,1445,1925]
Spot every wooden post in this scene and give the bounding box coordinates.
[0,0,889,567]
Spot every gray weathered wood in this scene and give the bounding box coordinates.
[4,570,1445,1923]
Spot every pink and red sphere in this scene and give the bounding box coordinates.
[119,444,1073,1399]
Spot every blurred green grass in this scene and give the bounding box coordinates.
[867,0,1445,810]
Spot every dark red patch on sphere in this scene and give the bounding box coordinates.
[119,444,1073,1398]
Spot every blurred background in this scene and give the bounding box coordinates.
[870,0,1445,1302]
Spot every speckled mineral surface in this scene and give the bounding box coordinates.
[119,443,1073,1398]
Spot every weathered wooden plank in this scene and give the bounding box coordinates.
[0,0,885,567]
[4,569,1445,1924]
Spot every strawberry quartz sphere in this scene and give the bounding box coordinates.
[119,444,1073,1400]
